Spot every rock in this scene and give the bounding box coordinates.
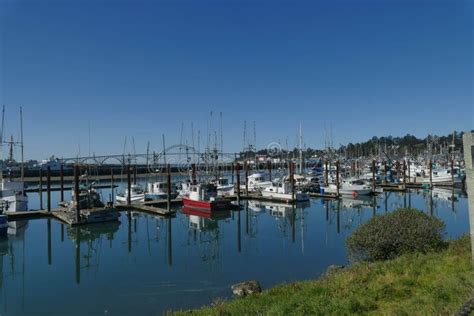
[231,280,262,297]
[322,265,345,278]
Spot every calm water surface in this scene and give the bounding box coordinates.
[0,181,469,315]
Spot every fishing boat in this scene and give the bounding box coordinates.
[116,184,145,203]
[0,179,28,212]
[146,181,178,200]
[64,183,120,223]
[65,184,105,210]
[261,180,310,202]
[182,183,233,211]
[241,173,272,192]
[322,178,372,197]
[421,168,464,186]
[0,107,28,213]
[212,177,234,197]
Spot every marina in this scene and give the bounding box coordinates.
[0,185,470,315]
[1,0,472,314]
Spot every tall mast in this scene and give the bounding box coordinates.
[20,107,24,189]
[299,122,303,174]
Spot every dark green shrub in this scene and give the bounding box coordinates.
[346,208,446,262]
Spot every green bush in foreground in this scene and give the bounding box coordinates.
[174,236,473,315]
[346,208,446,262]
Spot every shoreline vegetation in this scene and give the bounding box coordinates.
[174,234,473,315]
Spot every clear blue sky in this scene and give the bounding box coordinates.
[0,0,472,160]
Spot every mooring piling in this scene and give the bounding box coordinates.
[245,162,249,196]
[47,166,51,212]
[74,164,80,223]
[372,160,376,192]
[167,163,171,211]
[235,163,241,204]
[39,168,43,210]
[110,168,114,203]
[60,164,64,202]
[336,160,340,197]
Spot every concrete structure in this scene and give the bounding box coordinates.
[462,132,474,262]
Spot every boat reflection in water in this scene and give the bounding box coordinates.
[182,207,231,231]
[67,221,121,284]
[182,207,231,263]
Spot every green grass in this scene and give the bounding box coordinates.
[173,236,473,315]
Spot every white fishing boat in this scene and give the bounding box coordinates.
[261,180,310,202]
[322,178,372,197]
[146,181,178,200]
[212,177,234,197]
[421,168,463,186]
[177,180,193,197]
[0,179,28,212]
[116,184,145,203]
[241,173,272,192]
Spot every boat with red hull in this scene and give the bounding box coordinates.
[182,183,233,211]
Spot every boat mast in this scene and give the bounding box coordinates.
[20,107,24,193]
[299,122,303,174]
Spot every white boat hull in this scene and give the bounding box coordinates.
[116,194,145,203]
[261,191,310,202]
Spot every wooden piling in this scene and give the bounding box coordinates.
[245,162,249,196]
[383,160,387,183]
[39,168,43,210]
[372,160,376,192]
[290,162,295,201]
[336,160,340,197]
[325,160,329,186]
[403,160,407,188]
[127,164,131,206]
[74,164,80,223]
[429,159,433,189]
[110,168,114,203]
[450,159,454,186]
[167,164,171,210]
[235,163,241,203]
[191,163,197,184]
[267,160,272,181]
[47,166,51,212]
[60,164,64,202]
[231,163,234,184]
